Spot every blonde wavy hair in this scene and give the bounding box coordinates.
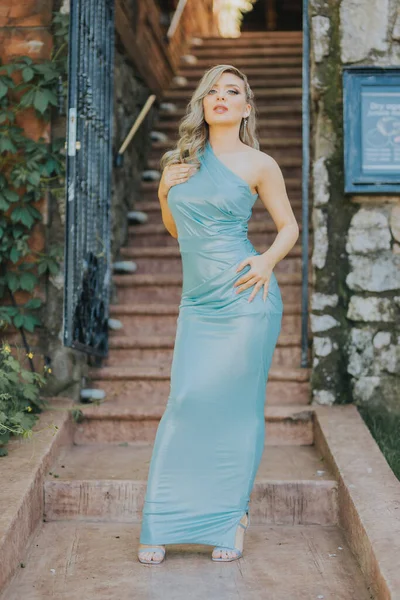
[160,64,259,171]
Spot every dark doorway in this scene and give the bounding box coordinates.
[241,0,302,32]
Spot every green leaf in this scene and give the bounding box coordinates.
[21,314,40,333]
[19,272,37,292]
[22,385,39,401]
[3,188,19,203]
[0,80,8,99]
[27,171,41,186]
[19,89,35,107]
[24,298,42,309]
[9,246,20,264]
[0,137,17,153]
[13,314,24,329]
[6,272,19,292]
[10,206,34,227]
[22,67,35,82]
[0,194,10,211]
[33,90,48,114]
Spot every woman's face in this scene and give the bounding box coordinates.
[202,72,250,129]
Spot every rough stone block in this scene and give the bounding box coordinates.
[346,208,391,255]
[312,16,331,63]
[373,331,391,349]
[340,0,389,62]
[389,205,400,243]
[311,314,340,333]
[347,296,395,322]
[314,336,338,357]
[312,389,335,405]
[312,209,328,269]
[311,293,339,311]
[346,253,400,292]
[313,157,330,207]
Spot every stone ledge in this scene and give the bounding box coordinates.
[314,404,400,600]
[0,397,74,592]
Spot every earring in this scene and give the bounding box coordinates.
[244,118,248,127]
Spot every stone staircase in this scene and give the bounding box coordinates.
[1,31,386,599]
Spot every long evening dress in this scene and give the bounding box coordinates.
[139,140,283,549]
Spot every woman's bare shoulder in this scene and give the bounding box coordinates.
[246,147,281,169]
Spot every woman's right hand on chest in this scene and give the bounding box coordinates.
[159,163,198,197]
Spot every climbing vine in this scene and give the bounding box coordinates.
[0,11,73,456]
[0,11,69,334]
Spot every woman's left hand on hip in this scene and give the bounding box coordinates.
[234,255,275,303]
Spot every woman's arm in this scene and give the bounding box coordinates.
[158,163,198,239]
[256,153,300,267]
[158,185,178,239]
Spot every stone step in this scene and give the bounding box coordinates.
[118,249,309,274]
[119,241,307,258]
[191,43,302,55]
[128,221,305,238]
[88,376,310,411]
[72,402,313,445]
[109,300,302,316]
[113,273,307,304]
[0,521,373,599]
[132,205,302,227]
[164,87,302,102]
[200,30,303,37]
[159,103,302,120]
[139,177,302,193]
[149,151,302,167]
[104,339,306,371]
[156,116,302,134]
[125,230,309,249]
[129,203,304,225]
[89,365,310,383]
[150,137,302,156]
[43,443,337,525]
[190,34,303,48]
[112,271,304,287]
[178,67,302,79]
[128,197,304,220]
[146,156,302,174]
[180,56,303,69]
[170,77,303,91]
[108,309,302,338]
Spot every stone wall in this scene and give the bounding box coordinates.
[310,0,400,412]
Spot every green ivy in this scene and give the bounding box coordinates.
[0,340,49,456]
[0,11,69,334]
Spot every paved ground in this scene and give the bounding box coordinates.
[0,522,373,600]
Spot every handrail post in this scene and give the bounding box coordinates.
[117,94,157,157]
[301,0,310,368]
[167,0,189,40]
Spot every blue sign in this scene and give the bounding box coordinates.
[343,68,400,193]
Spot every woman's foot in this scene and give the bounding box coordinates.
[211,511,249,561]
[137,544,166,564]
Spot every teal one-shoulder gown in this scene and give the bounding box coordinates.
[139,140,283,549]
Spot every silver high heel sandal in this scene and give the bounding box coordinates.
[137,545,166,565]
[211,511,250,562]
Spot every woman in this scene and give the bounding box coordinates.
[137,64,299,564]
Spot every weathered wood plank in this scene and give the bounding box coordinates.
[115,0,216,95]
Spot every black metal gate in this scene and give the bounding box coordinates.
[63,0,115,357]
